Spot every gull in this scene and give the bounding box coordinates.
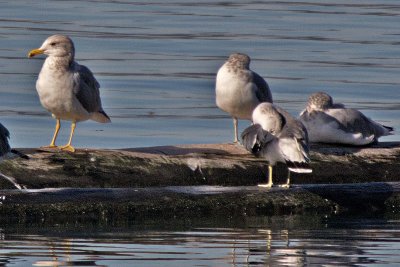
[28,34,111,152]
[241,103,312,188]
[299,92,393,146]
[0,123,28,189]
[0,123,10,158]
[216,53,272,143]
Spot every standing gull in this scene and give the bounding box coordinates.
[28,34,111,152]
[241,103,312,188]
[299,92,393,146]
[216,53,272,143]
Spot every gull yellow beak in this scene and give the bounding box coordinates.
[28,48,44,58]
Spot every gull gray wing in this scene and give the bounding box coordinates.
[299,109,342,131]
[73,63,110,121]
[241,124,275,156]
[276,108,311,171]
[0,123,10,157]
[326,108,391,138]
[279,134,312,173]
[253,72,273,103]
[73,64,101,113]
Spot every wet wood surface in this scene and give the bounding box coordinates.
[0,142,399,189]
[0,142,399,220]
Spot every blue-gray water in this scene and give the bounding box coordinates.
[0,0,398,149]
[2,215,400,266]
[1,1,400,266]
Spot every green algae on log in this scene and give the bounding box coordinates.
[0,142,399,189]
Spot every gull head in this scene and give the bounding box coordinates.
[28,34,75,58]
[252,102,283,135]
[306,91,333,112]
[226,52,251,70]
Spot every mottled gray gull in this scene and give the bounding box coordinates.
[241,103,312,188]
[216,53,272,143]
[28,34,111,152]
[299,92,393,146]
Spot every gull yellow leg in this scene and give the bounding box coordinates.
[279,171,291,188]
[258,165,274,188]
[60,121,76,152]
[41,119,60,149]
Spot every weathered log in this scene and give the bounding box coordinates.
[1,182,400,222]
[0,142,399,189]
[0,142,399,220]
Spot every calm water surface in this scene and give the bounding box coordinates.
[1,215,400,266]
[0,0,398,149]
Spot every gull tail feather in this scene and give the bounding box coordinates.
[91,110,111,123]
[383,125,394,134]
[286,161,312,173]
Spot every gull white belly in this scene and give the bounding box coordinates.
[36,72,89,122]
[216,67,258,119]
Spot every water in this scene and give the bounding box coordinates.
[1,215,400,266]
[0,0,398,149]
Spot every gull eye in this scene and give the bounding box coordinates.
[50,42,56,46]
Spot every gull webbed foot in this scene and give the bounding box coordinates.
[59,144,75,153]
[40,144,58,149]
[258,183,274,188]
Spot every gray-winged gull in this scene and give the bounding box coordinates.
[28,34,111,152]
[0,122,28,189]
[299,92,393,146]
[0,123,10,158]
[216,53,272,143]
[241,103,312,188]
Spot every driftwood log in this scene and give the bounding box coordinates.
[0,142,399,221]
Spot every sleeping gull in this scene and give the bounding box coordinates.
[241,103,312,188]
[0,122,28,189]
[299,92,393,146]
[28,34,111,152]
[216,53,272,143]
